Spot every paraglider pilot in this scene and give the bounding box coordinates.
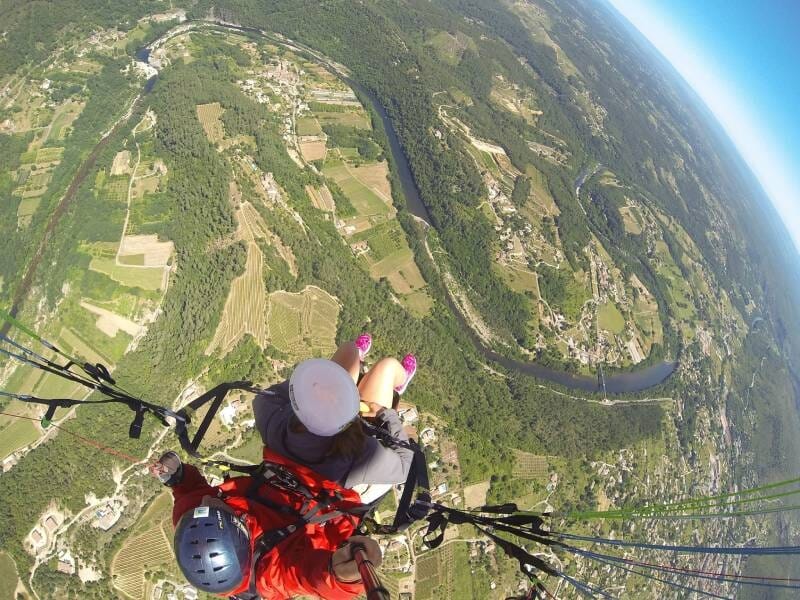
[150,451,382,600]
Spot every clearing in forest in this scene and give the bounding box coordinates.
[619,205,643,235]
[511,450,550,480]
[196,102,225,143]
[110,150,132,175]
[267,286,339,358]
[80,301,143,338]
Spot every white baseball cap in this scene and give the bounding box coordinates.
[288,358,360,436]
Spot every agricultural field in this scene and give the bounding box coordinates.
[207,190,277,355]
[118,235,173,268]
[498,263,540,296]
[298,139,327,162]
[323,158,389,217]
[619,205,644,235]
[373,248,426,293]
[598,301,625,335]
[415,544,456,600]
[653,240,696,324]
[0,419,40,461]
[207,241,268,355]
[512,450,550,480]
[16,197,41,228]
[111,494,175,600]
[60,327,113,366]
[425,30,474,65]
[196,102,225,143]
[349,161,392,202]
[267,286,339,358]
[110,150,132,176]
[305,184,335,212]
[0,552,19,599]
[31,371,83,402]
[80,301,143,338]
[47,101,84,141]
[88,257,167,290]
[463,480,490,509]
[131,175,160,198]
[314,110,371,129]
[296,116,323,136]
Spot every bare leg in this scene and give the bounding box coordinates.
[331,341,361,384]
[357,357,405,410]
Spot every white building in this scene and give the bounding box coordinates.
[219,403,237,427]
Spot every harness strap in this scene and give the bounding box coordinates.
[359,419,431,532]
[174,381,259,457]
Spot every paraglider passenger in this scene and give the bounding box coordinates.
[253,333,417,498]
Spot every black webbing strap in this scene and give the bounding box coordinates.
[5,391,182,433]
[359,419,431,532]
[392,441,430,531]
[421,503,559,583]
[174,381,259,457]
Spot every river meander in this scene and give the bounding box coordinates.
[148,21,678,394]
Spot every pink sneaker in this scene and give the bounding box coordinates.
[394,353,417,395]
[355,333,372,361]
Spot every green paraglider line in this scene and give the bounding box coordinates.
[565,477,800,519]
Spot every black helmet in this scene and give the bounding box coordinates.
[174,504,252,594]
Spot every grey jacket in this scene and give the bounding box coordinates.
[252,381,414,487]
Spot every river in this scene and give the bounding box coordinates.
[346,75,677,393]
[143,21,678,394]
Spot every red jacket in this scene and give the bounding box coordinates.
[170,449,365,599]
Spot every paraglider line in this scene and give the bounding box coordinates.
[0,412,141,464]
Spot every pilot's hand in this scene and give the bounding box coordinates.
[331,536,382,583]
[148,451,183,486]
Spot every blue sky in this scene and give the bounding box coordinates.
[606,0,800,251]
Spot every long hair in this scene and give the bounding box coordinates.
[290,416,367,459]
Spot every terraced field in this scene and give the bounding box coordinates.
[267,286,339,358]
[207,192,274,356]
[111,518,174,600]
[207,241,268,355]
[306,184,335,212]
